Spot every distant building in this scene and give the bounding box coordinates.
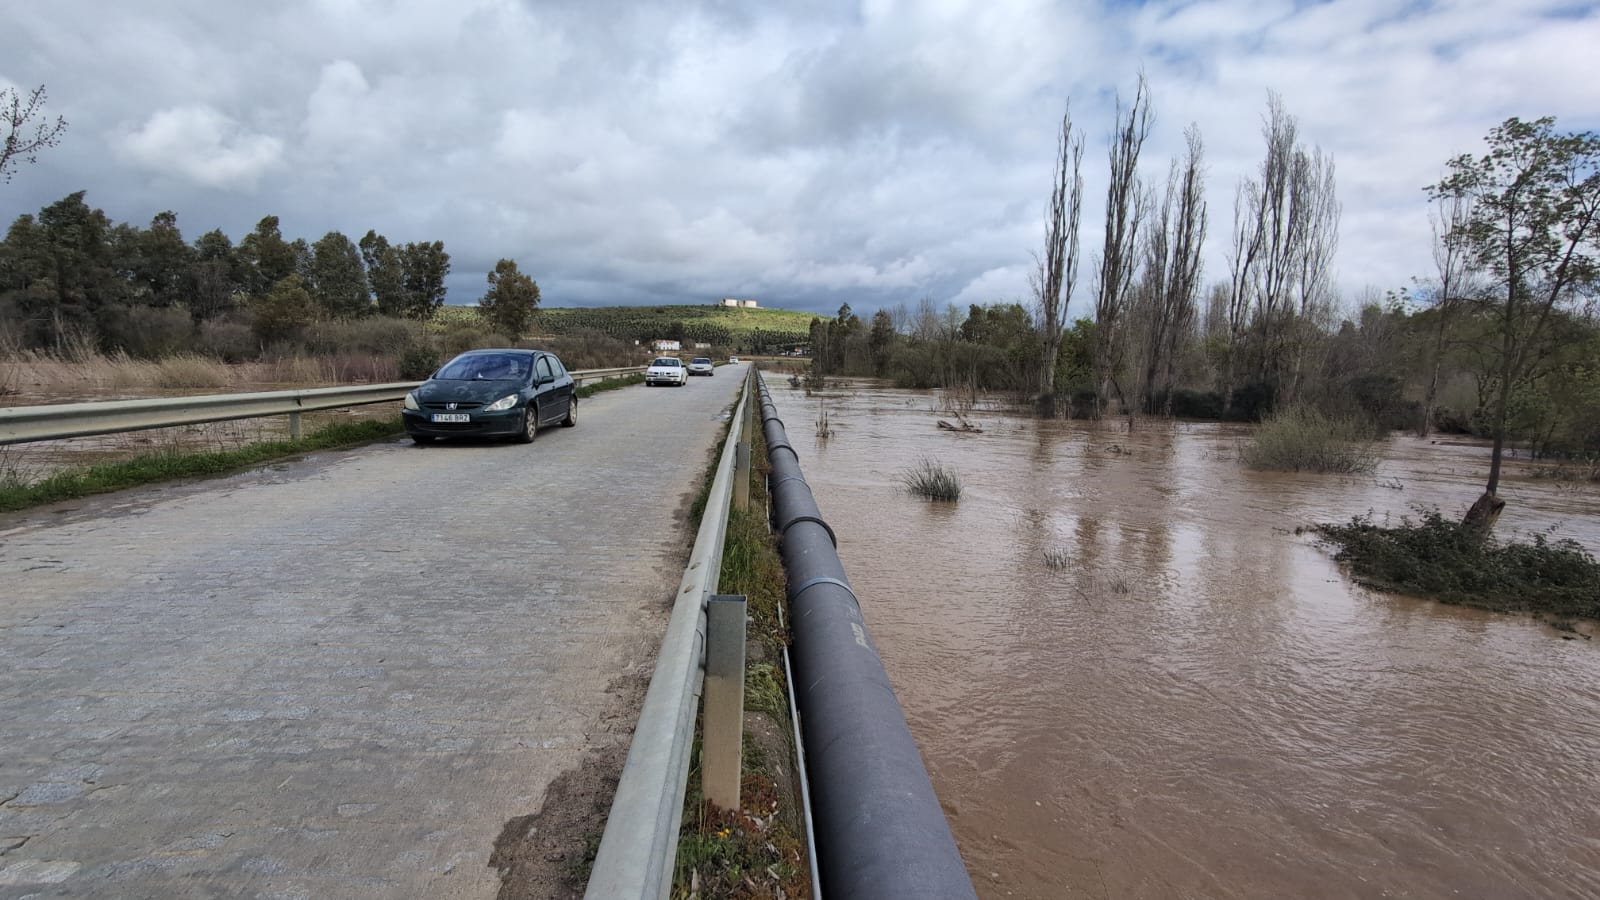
[652,340,682,352]
[693,342,711,350]
[719,298,759,308]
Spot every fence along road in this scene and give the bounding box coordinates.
[0,367,747,897]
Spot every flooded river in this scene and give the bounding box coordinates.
[765,378,1600,900]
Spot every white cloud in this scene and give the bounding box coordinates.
[953,265,1031,307]
[118,105,283,190]
[7,0,1599,314]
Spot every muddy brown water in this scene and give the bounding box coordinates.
[766,378,1600,900]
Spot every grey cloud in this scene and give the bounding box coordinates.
[2,0,1597,318]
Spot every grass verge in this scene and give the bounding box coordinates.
[0,417,404,513]
[1242,404,1380,473]
[576,372,645,398]
[672,386,811,898]
[1310,508,1600,621]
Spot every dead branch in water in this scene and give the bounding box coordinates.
[936,413,984,434]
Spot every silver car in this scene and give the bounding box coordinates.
[687,357,715,376]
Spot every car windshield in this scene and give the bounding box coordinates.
[693,358,712,365]
[652,358,681,367]
[435,354,529,380]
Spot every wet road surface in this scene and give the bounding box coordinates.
[0,370,744,897]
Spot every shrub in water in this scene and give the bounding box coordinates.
[1313,509,1600,619]
[899,457,962,502]
[1243,404,1380,474]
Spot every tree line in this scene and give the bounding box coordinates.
[0,191,543,357]
[806,84,1600,519]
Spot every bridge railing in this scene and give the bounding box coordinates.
[754,371,976,899]
[588,368,976,899]
[0,366,642,446]
[583,366,756,899]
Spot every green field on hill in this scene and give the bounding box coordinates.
[432,302,821,353]
[530,304,820,352]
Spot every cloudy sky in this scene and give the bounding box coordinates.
[3,0,1597,318]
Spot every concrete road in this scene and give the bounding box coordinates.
[0,367,746,898]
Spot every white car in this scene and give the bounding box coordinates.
[728,356,739,364]
[687,357,715,376]
[645,356,688,387]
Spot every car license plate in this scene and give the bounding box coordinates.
[430,413,470,423]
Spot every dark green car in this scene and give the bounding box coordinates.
[402,349,577,445]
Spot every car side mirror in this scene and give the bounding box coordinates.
[539,374,554,385]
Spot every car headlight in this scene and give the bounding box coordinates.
[404,392,419,410]
[483,394,519,412]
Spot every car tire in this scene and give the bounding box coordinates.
[562,397,577,427]
[514,405,538,443]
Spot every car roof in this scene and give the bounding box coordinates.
[457,348,540,357]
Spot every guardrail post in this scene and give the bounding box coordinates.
[703,593,748,811]
[744,368,757,438]
[288,411,301,440]
[736,370,755,510]
[734,439,751,512]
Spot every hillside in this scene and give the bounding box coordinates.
[531,304,822,353]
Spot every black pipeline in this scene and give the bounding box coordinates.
[756,372,978,900]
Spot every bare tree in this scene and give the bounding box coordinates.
[1223,179,1261,406]
[1136,179,1171,412]
[1142,125,1208,413]
[1031,103,1085,408]
[1253,95,1302,360]
[2,85,68,185]
[1226,92,1339,408]
[1285,147,1339,400]
[1092,76,1153,417]
[1417,183,1479,437]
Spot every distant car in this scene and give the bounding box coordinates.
[646,356,689,387]
[402,349,577,445]
[688,357,715,376]
[728,356,739,364]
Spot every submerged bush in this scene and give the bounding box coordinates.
[1243,405,1381,473]
[1312,509,1600,620]
[899,457,962,502]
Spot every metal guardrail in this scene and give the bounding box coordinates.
[583,368,753,899]
[0,366,643,446]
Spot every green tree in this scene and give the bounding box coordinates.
[186,228,243,322]
[867,308,896,375]
[127,211,193,308]
[289,237,314,284]
[477,258,540,337]
[251,274,318,344]
[359,230,406,316]
[399,241,450,319]
[310,231,370,319]
[237,215,297,296]
[0,192,123,351]
[1430,116,1600,530]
